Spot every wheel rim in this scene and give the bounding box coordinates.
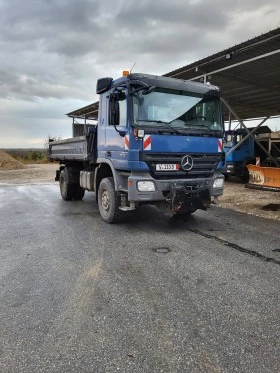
[101,189,110,212]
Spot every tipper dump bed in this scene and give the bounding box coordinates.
[48,128,97,163]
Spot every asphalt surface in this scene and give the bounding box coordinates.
[0,184,279,373]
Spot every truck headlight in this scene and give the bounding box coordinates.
[213,177,224,188]
[137,181,156,192]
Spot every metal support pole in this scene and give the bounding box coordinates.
[84,117,87,135]
[202,74,207,117]
[225,117,268,157]
[221,97,279,167]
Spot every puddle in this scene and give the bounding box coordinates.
[261,204,280,212]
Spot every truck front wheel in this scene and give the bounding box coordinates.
[242,165,250,183]
[98,177,124,223]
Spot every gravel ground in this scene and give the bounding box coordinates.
[0,163,279,221]
[0,163,58,184]
[219,179,280,221]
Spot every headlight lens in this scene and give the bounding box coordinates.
[213,177,224,188]
[137,181,156,192]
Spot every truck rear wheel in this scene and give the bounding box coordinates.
[98,177,124,223]
[59,168,75,200]
[60,167,85,201]
[74,185,85,200]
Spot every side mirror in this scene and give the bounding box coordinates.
[117,130,126,137]
[96,77,113,94]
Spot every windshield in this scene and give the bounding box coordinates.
[132,87,223,134]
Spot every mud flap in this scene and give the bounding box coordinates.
[171,184,211,213]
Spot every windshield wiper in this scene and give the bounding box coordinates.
[137,120,183,135]
[130,85,155,95]
[183,123,222,136]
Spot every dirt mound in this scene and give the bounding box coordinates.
[0,149,25,170]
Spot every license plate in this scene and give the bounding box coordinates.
[156,164,179,171]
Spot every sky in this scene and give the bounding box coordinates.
[0,0,279,148]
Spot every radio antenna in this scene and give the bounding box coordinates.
[130,62,136,73]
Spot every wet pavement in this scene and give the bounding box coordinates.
[0,184,279,372]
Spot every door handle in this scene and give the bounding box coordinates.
[106,151,111,157]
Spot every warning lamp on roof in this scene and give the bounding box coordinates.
[123,70,129,76]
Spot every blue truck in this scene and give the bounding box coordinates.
[48,72,225,223]
[223,126,273,182]
[223,129,255,182]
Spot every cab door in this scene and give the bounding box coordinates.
[104,89,128,168]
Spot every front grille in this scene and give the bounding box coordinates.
[140,152,222,179]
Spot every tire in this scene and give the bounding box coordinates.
[98,177,124,223]
[74,185,85,200]
[242,166,249,184]
[59,168,75,201]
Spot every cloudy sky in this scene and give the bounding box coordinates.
[0,0,279,148]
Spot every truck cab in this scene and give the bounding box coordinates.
[49,72,225,223]
[223,129,255,181]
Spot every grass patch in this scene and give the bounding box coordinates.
[5,149,51,164]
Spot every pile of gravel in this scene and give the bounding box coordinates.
[0,149,25,170]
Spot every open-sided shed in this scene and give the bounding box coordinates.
[165,28,280,121]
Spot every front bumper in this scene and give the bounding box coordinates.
[224,163,236,175]
[127,172,224,207]
[171,183,211,212]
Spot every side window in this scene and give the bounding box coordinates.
[118,93,127,126]
[205,102,215,123]
[194,101,218,124]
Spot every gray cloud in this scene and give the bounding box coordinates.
[0,0,279,147]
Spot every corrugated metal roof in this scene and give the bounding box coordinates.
[165,28,280,120]
[66,101,99,120]
[67,28,280,121]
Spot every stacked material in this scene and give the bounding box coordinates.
[0,149,25,170]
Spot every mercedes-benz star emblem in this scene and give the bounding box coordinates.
[181,155,193,171]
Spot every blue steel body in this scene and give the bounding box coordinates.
[98,127,224,171]
[223,130,255,178]
[225,135,254,163]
